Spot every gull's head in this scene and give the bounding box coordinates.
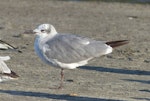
[33,24,57,38]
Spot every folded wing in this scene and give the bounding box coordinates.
[43,34,111,63]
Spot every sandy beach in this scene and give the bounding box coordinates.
[0,0,150,101]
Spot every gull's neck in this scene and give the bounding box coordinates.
[50,25,57,37]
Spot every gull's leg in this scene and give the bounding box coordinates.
[49,68,64,89]
[58,68,64,89]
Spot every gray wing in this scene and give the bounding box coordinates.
[43,34,110,63]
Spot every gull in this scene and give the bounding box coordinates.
[0,40,16,50]
[0,40,22,53]
[0,56,19,82]
[33,24,129,88]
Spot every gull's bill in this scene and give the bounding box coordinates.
[0,56,19,82]
[31,23,129,89]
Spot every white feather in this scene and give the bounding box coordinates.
[0,56,11,74]
[54,58,91,69]
[105,45,113,55]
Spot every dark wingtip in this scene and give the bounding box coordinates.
[3,71,19,78]
[106,40,129,48]
[0,40,16,49]
[10,71,19,78]
[0,40,22,53]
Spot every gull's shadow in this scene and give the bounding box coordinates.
[131,97,150,101]
[67,0,150,4]
[79,66,150,76]
[0,90,124,101]
[122,79,150,84]
[131,89,150,101]
[139,89,150,93]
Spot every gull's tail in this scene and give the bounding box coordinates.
[0,40,22,53]
[0,71,19,82]
[3,71,19,78]
[0,56,19,82]
[106,40,129,48]
[0,70,19,82]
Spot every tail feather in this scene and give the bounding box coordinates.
[106,40,129,48]
[3,71,19,78]
[0,40,16,50]
[0,40,22,53]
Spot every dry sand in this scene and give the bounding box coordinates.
[0,0,150,101]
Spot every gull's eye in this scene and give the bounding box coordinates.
[41,30,45,32]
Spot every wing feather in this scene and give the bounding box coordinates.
[0,57,11,74]
[43,34,110,63]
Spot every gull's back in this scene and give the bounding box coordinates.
[42,34,112,64]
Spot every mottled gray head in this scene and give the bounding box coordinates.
[33,24,57,38]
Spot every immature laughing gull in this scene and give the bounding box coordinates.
[0,56,19,82]
[33,24,129,88]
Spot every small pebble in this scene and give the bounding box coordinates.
[66,79,74,82]
[0,26,5,30]
[128,57,133,61]
[128,16,138,20]
[107,55,113,59]
[144,60,150,63]
[68,93,78,96]
[24,30,34,34]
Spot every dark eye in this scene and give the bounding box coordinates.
[41,30,45,32]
